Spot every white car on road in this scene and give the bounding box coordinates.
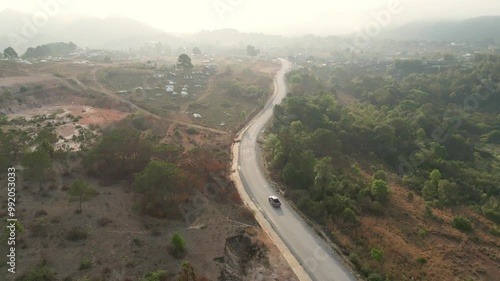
[268,196,281,208]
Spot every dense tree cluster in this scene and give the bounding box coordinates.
[23,42,77,59]
[267,55,500,228]
[266,90,391,223]
[226,82,268,100]
[177,54,193,72]
[192,47,202,55]
[84,127,155,183]
[3,47,18,59]
[246,45,260,57]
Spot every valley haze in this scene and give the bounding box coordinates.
[0,1,499,281]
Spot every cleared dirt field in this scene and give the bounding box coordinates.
[0,74,59,88]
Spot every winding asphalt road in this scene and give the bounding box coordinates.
[235,59,358,281]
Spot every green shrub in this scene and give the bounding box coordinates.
[141,269,167,281]
[482,208,500,224]
[489,225,500,237]
[174,130,182,138]
[417,228,427,238]
[132,237,142,247]
[367,273,384,281]
[348,252,360,268]
[79,257,93,270]
[66,227,88,241]
[170,232,186,257]
[417,257,427,266]
[407,192,414,202]
[186,127,198,135]
[17,265,57,281]
[132,114,146,131]
[97,217,112,227]
[372,170,389,182]
[424,205,434,219]
[359,265,373,277]
[31,218,49,238]
[369,201,384,215]
[371,179,390,204]
[486,130,500,143]
[452,216,472,232]
[35,210,48,218]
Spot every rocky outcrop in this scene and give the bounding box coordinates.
[215,230,270,281]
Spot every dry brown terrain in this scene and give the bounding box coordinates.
[0,57,298,280]
[3,172,296,280]
[262,93,499,281]
[327,175,500,281]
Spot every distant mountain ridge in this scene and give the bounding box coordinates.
[383,16,500,41]
[1,9,499,54]
[191,29,288,47]
[0,9,175,53]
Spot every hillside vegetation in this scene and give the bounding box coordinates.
[264,54,500,281]
[385,16,500,41]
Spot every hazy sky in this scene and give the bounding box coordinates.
[2,0,500,35]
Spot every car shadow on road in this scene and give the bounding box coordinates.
[272,207,285,216]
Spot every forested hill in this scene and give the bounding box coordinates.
[384,16,500,41]
[0,9,173,52]
[264,54,500,280]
